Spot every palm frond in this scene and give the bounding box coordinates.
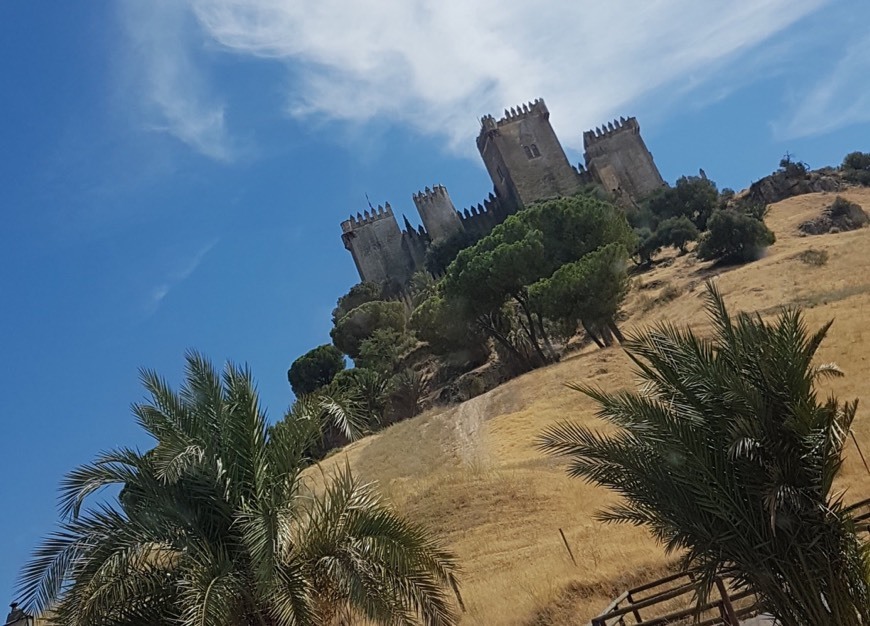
[58,447,146,519]
[23,353,461,626]
[542,282,870,624]
[296,464,461,626]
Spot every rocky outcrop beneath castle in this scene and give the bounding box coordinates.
[799,196,869,235]
[741,166,846,206]
[435,361,508,405]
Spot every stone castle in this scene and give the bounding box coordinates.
[340,98,664,286]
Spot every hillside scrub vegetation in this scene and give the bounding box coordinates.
[307,188,870,625]
[540,283,870,625]
[292,177,778,459]
[628,173,780,265]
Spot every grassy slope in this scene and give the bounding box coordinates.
[316,189,870,625]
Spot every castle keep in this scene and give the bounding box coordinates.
[340,99,664,286]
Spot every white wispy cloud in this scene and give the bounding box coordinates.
[147,239,219,313]
[120,0,234,161]
[189,0,826,153]
[123,0,829,158]
[776,34,870,140]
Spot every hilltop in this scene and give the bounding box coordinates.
[314,187,870,625]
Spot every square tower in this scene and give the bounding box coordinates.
[340,203,416,285]
[476,99,584,209]
[583,117,665,200]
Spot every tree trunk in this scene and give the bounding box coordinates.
[608,320,625,344]
[600,324,615,346]
[535,310,558,361]
[476,317,533,373]
[515,294,549,365]
[582,320,606,348]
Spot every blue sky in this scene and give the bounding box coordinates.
[1,0,869,602]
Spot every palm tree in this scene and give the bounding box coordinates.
[19,352,461,626]
[539,283,870,625]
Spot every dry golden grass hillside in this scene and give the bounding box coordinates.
[317,189,870,625]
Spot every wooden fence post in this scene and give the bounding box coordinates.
[715,577,739,625]
[558,528,577,567]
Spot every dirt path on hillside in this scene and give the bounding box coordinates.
[443,383,525,468]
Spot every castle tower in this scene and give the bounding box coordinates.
[476,98,584,209]
[412,184,464,243]
[583,117,665,201]
[340,203,416,285]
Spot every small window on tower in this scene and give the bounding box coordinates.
[531,144,541,157]
[523,145,533,159]
[497,165,505,181]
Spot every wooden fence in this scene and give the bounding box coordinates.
[590,497,870,626]
[590,570,757,626]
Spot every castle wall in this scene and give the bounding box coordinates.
[583,117,665,201]
[458,191,509,238]
[477,100,584,209]
[412,185,464,243]
[340,204,415,285]
[401,216,430,274]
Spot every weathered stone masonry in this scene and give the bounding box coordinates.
[340,98,664,286]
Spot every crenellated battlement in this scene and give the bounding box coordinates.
[340,202,395,233]
[478,98,549,136]
[582,116,640,149]
[457,191,510,237]
[456,192,500,219]
[412,184,463,243]
[412,184,450,204]
[496,98,548,125]
[582,116,664,199]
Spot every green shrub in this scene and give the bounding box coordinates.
[655,216,699,253]
[408,271,437,307]
[843,151,870,171]
[646,175,718,230]
[331,300,406,359]
[356,328,416,374]
[697,210,775,263]
[287,344,346,396]
[779,153,809,176]
[718,187,736,210]
[332,282,384,325]
[390,369,430,421]
[737,201,769,221]
[633,227,661,265]
[329,367,392,426]
[410,294,485,356]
